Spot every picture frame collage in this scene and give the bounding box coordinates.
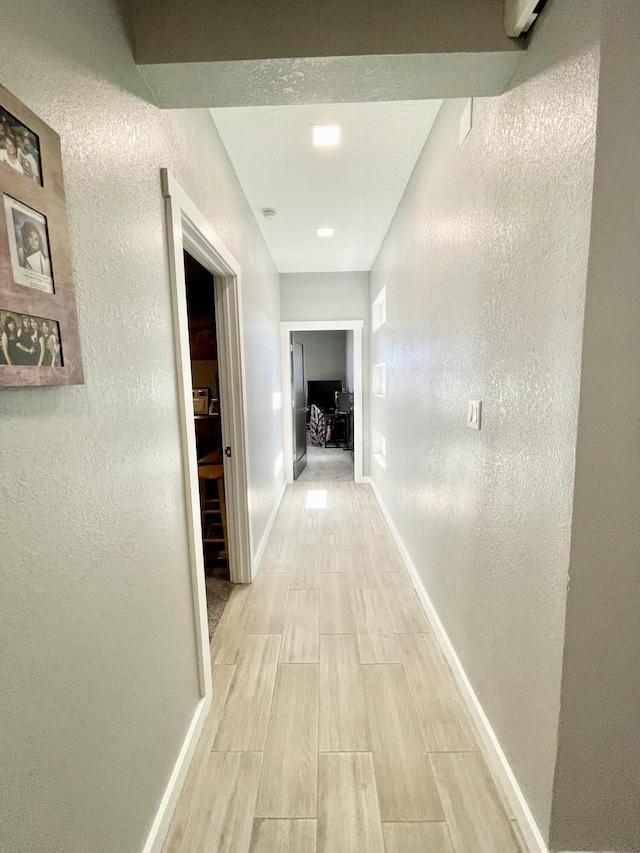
[0,83,83,387]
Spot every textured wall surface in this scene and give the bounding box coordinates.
[550,1,640,848]
[293,331,348,394]
[281,272,370,475]
[0,1,282,852]
[369,0,600,839]
[139,53,523,110]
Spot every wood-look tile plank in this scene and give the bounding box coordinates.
[210,584,252,665]
[362,664,444,821]
[478,737,516,819]
[291,545,323,590]
[320,573,356,634]
[281,589,320,663]
[242,573,291,633]
[261,534,297,572]
[344,512,387,535]
[178,751,262,853]
[249,819,316,853]
[315,510,352,535]
[350,589,400,663]
[317,753,385,853]
[319,634,370,752]
[298,513,323,536]
[317,544,347,572]
[272,508,301,535]
[366,534,406,572]
[382,822,454,853]
[321,533,369,549]
[430,752,520,853]
[379,572,430,633]
[213,634,281,751]
[279,489,306,512]
[255,664,318,818]
[511,819,528,853]
[398,633,477,752]
[342,546,380,590]
[162,665,236,853]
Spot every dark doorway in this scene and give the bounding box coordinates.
[183,251,232,634]
[292,337,307,479]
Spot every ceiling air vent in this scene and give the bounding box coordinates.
[504,0,547,37]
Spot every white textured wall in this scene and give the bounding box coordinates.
[281,272,370,475]
[369,0,600,839]
[0,1,282,852]
[551,1,640,848]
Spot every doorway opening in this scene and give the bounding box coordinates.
[281,319,365,484]
[291,329,354,482]
[183,251,233,637]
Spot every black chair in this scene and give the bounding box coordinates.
[325,391,353,448]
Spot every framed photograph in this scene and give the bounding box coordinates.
[4,196,53,292]
[0,309,62,367]
[0,84,83,387]
[0,106,41,186]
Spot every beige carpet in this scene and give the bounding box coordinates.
[205,573,233,639]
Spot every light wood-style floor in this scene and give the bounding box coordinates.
[163,481,526,853]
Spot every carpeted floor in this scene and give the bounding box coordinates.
[205,572,234,639]
[296,443,354,481]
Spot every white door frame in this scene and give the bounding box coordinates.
[280,320,365,483]
[162,167,253,681]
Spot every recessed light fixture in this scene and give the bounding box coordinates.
[312,125,341,147]
[317,227,335,238]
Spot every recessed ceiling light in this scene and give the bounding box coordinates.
[317,227,335,238]
[312,125,341,147]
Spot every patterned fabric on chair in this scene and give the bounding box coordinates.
[309,403,326,446]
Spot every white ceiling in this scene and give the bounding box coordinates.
[210,100,442,273]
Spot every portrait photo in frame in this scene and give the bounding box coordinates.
[0,83,83,387]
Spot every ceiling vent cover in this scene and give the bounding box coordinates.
[504,0,547,37]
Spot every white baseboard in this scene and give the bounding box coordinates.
[142,694,211,853]
[356,475,372,484]
[368,477,549,853]
[252,480,286,573]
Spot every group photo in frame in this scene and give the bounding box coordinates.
[0,309,62,367]
[0,105,41,185]
[0,83,83,387]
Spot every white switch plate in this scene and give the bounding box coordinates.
[467,399,482,430]
[459,98,473,146]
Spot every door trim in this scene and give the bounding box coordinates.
[163,166,253,644]
[146,170,253,853]
[280,320,365,483]
[292,339,307,480]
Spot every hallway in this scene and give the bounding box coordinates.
[163,481,524,853]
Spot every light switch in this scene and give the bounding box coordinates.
[467,399,482,430]
[459,98,473,146]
